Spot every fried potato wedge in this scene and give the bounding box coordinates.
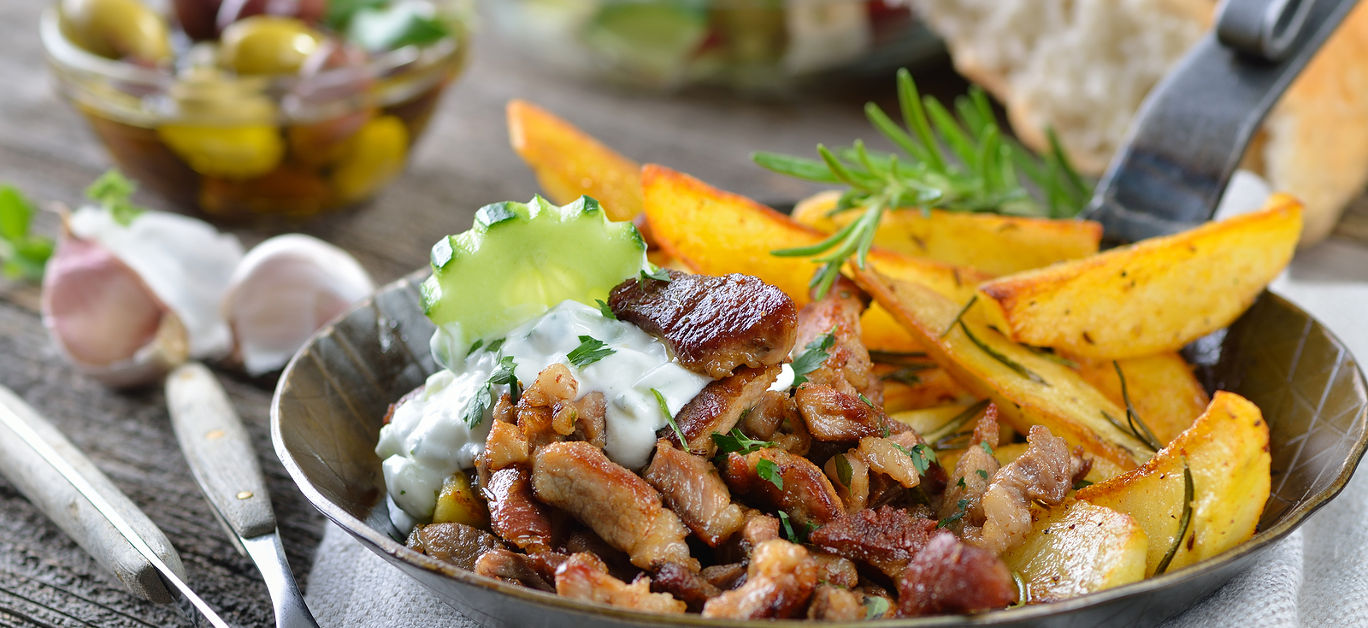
[852,269,1148,476]
[507,100,642,221]
[793,190,1103,275]
[879,367,975,413]
[1001,501,1148,602]
[1077,391,1270,576]
[641,164,988,315]
[1074,353,1210,447]
[978,195,1303,359]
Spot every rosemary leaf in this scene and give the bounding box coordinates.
[1154,462,1195,575]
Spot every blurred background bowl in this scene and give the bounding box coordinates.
[483,0,943,95]
[41,0,471,221]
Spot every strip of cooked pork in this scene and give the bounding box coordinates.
[965,425,1091,555]
[555,553,686,614]
[794,383,892,442]
[793,275,882,405]
[670,365,779,455]
[720,448,843,527]
[482,466,556,555]
[643,439,746,547]
[701,539,819,619]
[896,532,1016,616]
[609,270,798,378]
[807,505,938,579]
[532,441,696,570]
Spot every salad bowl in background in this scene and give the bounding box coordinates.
[482,0,944,95]
[272,268,1367,627]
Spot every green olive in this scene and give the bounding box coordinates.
[331,115,409,203]
[58,0,172,64]
[157,68,285,179]
[218,16,325,76]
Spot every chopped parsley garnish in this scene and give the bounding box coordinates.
[485,337,506,354]
[909,443,937,475]
[639,266,673,283]
[778,510,798,542]
[0,185,53,280]
[980,441,995,456]
[712,428,777,456]
[938,498,970,529]
[652,388,689,447]
[977,468,990,480]
[756,458,784,490]
[86,169,146,227]
[834,453,853,487]
[956,477,967,489]
[464,356,519,427]
[857,392,874,408]
[595,298,617,320]
[463,384,491,428]
[466,338,484,354]
[567,335,615,367]
[791,329,836,387]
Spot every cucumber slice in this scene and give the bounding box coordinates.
[421,196,647,366]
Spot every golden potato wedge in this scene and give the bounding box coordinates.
[978,195,1303,359]
[1074,353,1210,447]
[880,367,975,414]
[432,471,488,528]
[852,268,1148,476]
[1002,501,1148,602]
[793,190,1103,275]
[507,100,642,221]
[1077,391,1270,576]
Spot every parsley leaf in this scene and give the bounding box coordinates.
[857,392,874,408]
[909,443,937,475]
[711,428,777,456]
[567,335,615,367]
[639,266,672,283]
[864,596,890,619]
[938,498,970,529]
[790,329,836,387]
[485,337,506,354]
[463,384,491,428]
[980,441,995,456]
[652,388,689,447]
[86,170,145,227]
[0,185,53,280]
[466,338,484,354]
[977,468,990,480]
[756,458,784,490]
[778,510,799,542]
[595,298,616,320]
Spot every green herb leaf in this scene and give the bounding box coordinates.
[958,321,1049,386]
[880,363,934,386]
[777,510,804,543]
[755,68,1091,298]
[639,266,673,283]
[595,298,617,320]
[1113,361,1163,451]
[464,384,491,428]
[85,170,145,227]
[923,399,990,446]
[940,295,979,339]
[863,596,890,619]
[756,458,784,490]
[909,443,937,475]
[652,387,689,447]
[489,355,518,385]
[857,392,874,408]
[1072,478,1093,490]
[977,468,990,480]
[791,329,836,387]
[485,337,506,354]
[956,476,967,489]
[567,335,615,368]
[980,441,995,456]
[834,453,853,487]
[711,428,777,456]
[324,0,387,29]
[0,185,54,281]
[467,338,484,354]
[938,498,970,529]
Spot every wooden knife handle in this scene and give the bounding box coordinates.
[165,362,276,542]
[0,386,185,603]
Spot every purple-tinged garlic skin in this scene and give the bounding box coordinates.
[223,234,373,376]
[40,207,243,387]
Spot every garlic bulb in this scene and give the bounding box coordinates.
[41,207,244,387]
[223,234,374,376]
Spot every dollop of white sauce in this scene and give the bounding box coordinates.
[377,300,711,521]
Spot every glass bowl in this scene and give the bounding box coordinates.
[483,0,943,95]
[41,2,471,221]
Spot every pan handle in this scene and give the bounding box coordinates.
[1084,0,1359,243]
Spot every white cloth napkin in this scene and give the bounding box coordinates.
[306,180,1368,626]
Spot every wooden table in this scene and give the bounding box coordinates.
[0,3,977,625]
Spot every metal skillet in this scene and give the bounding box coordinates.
[271,0,1368,625]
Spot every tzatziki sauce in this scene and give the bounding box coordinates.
[376,300,711,521]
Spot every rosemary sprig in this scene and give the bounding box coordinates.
[958,321,1049,386]
[754,68,1091,298]
[1154,462,1195,575]
[923,399,991,446]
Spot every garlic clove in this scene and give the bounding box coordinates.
[41,232,191,387]
[223,234,374,376]
[67,206,244,360]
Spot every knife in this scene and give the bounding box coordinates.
[165,362,318,628]
[0,385,230,628]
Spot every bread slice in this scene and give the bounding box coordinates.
[912,0,1368,244]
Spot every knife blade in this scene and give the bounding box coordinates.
[0,385,230,628]
[165,362,318,628]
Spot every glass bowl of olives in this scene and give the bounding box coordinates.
[42,0,471,220]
